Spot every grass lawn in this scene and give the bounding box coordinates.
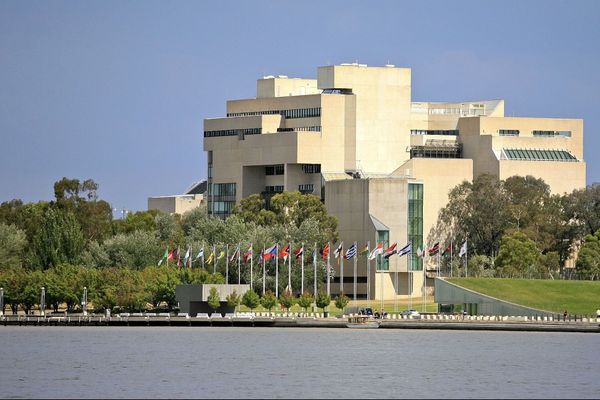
[447,278,600,316]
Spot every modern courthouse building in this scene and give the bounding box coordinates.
[203,63,586,301]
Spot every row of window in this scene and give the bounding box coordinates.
[277,126,322,132]
[499,129,520,136]
[265,164,284,175]
[204,128,261,138]
[411,129,459,136]
[208,200,236,215]
[298,184,314,193]
[302,164,321,174]
[207,183,236,197]
[227,107,321,119]
[532,130,572,137]
[503,148,577,162]
[264,185,284,193]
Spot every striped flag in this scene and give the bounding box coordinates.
[368,243,383,260]
[229,245,240,263]
[294,246,304,259]
[383,243,397,259]
[194,247,204,260]
[334,242,343,259]
[397,243,412,257]
[243,245,253,262]
[428,242,440,256]
[359,244,369,257]
[321,243,330,260]
[344,243,357,259]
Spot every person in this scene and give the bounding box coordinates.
[563,310,568,320]
[596,308,600,319]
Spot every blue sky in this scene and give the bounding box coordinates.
[1,0,599,212]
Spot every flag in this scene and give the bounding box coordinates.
[243,245,253,262]
[263,244,278,260]
[383,243,397,259]
[334,242,343,259]
[321,243,330,260]
[194,248,204,260]
[206,252,214,264]
[217,250,225,260]
[368,243,383,260]
[442,243,452,256]
[279,244,290,260]
[416,247,424,257]
[459,241,467,257]
[294,246,304,259]
[175,247,181,267]
[397,243,412,257]
[183,247,191,266]
[428,242,440,256]
[230,245,240,263]
[167,250,174,261]
[157,248,168,266]
[344,243,357,259]
[359,244,369,257]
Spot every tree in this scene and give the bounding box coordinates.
[102,230,162,269]
[0,223,27,270]
[31,207,85,269]
[279,290,294,313]
[315,291,331,314]
[241,289,260,312]
[112,210,158,235]
[297,291,313,314]
[495,231,541,278]
[465,255,495,278]
[260,290,277,313]
[207,287,221,313]
[226,290,240,313]
[142,266,181,309]
[334,293,349,314]
[575,230,600,279]
[232,194,276,226]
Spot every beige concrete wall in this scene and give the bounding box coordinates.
[498,160,586,195]
[257,77,318,98]
[148,195,203,214]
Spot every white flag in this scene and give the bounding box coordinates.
[459,241,467,257]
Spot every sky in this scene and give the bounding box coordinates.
[1,0,599,213]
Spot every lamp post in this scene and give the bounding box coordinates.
[40,287,46,316]
[82,287,88,316]
[0,287,4,316]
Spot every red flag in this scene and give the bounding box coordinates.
[442,243,452,256]
[279,244,290,259]
[321,243,330,260]
[294,246,304,259]
[167,251,174,261]
[428,242,440,256]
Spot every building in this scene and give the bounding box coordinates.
[203,63,585,300]
[148,180,207,214]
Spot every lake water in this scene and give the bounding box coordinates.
[0,326,598,398]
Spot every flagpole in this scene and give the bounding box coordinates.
[450,238,453,277]
[288,242,291,294]
[213,244,216,274]
[326,242,330,297]
[340,242,344,295]
[189,244,193,269]
[262,245,266,295]
[394,248,398,314]
[367,241,371,310]
[380,243,384,316]
[408,247,412,311]
[201,243,205,270]
[423,251,427,313]
[353,241,357,306]
[250,243,253,291]
[465,239,468,278]
[226,244,229,285]
[301,242,304,295]
[313,243,317,297]
[238,243,241,286]
[275,243,279,298]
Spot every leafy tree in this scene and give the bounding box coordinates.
[278,290,294,312]
[232,194,276,226]
[297,291,313,314]
[0,223,27,269]
[315,291,331,314]
[142,266,181,308]
[334,293,349,314]
[155,213,184,244]
[537,251,560,279]
[564,183,600,236]
[80,241,111,268]
[31,207,85,269]
[102,230,162,269]
[112,210,158,235]
[575,230,600,279]
[18,269,44,314]
[226,290,240,313]
[260,290,278,312]
[495,231,541,278]
[207,286,221,312]
[465,255,495,278]
[241,289,260,312]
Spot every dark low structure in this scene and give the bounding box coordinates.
[176,284,250,316]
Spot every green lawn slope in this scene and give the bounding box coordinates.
[446,278,600,316]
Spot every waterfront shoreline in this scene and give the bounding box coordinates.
[2,314,599,333]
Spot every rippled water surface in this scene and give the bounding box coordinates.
[0,326,599,398]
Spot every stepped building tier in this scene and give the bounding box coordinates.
[203,63,585,301]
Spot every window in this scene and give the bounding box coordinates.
[532,130,572,138]
[207,182,237,218]
[408,183,423,271]
[410,130,459,136]
[298,184,314,193]
[498,129,520,136]
[265,164,284,176]
[302,164,321,174]
[227,107,321,119]
[503,148,577,161]
[264,185,284,193]
[204,127,261,138]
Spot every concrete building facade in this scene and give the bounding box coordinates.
[202,63,586,301]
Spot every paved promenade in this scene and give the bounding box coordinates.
[2,313,599,333]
